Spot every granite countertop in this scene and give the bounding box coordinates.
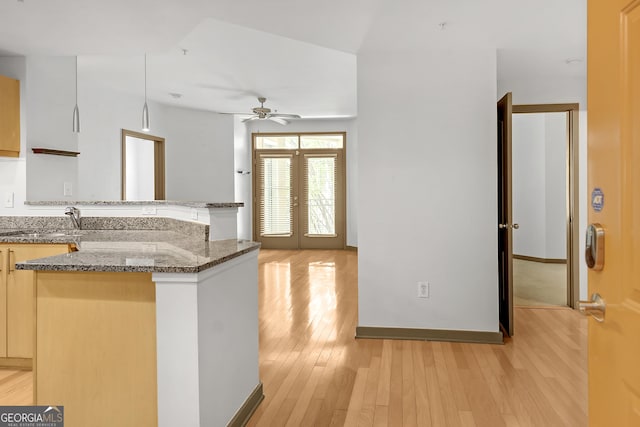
[0,229,259,273]
[24,200,244,208]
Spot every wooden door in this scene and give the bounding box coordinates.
[299,150,346,250]
[255,149,346,250]
[497,92,514,336]
[255,151,300,249]
[587,0,640,424]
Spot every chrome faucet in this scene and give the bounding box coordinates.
[64,206,81,229]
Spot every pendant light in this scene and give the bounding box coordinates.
[72,56,80,133]
[142,53,150,131]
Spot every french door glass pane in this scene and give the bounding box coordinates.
[255,136,298,149]
[306,156,336,235]
[260,156,292,236]
[300,135,344,149]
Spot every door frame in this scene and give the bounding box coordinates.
[511,103,580,309]
[251,132,347,249]
[121,129,166,200]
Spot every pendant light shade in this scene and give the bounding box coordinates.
[72,56,80,133]
[142,102,149,131]
[142,54,150,131]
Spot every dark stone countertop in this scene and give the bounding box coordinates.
[0,229,259,273]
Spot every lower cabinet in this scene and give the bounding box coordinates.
[0,244,70,365]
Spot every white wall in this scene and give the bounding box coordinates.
[233,117,251,240]
[76,84,167,200]
[0,56,236,205]
[78,85,235,202]
[125,136,155,200]
[498,76,587,108]
[512,114,546,257]
[162,106,234,202]
[512,113,567,260]
[1,56,239,206]
[243,117,358,246]
[544,113,567,259]
[358,48,499,332]
[25,57,79,201]
[0,57,27,216]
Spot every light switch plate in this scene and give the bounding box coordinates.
[63,182,73,196]
[4,192,14,208]
[417,281,429,298]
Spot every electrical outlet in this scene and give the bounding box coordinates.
[4,192,14,208]
[142,206,157,215]
[63,182,73,196]
[417,281,429,298]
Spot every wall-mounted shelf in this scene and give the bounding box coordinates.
[31,148,80,157]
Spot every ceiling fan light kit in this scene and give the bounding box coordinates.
[238,97,301,125]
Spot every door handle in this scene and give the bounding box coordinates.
[578,293,606,322]
[499,223,519,229]
[8,249,14,273]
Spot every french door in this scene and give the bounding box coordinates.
[253,134,346,249]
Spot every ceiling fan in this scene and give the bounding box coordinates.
[238,97,301,125]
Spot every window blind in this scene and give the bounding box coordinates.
[304,154,337,236]
[259,155,293,236]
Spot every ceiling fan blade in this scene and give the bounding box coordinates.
[241,116,260,123]
[268,117,289,125]
[269,113,301,119]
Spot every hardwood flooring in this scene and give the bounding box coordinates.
[0,249,588,426]
[0,369,31,405]
[248,249,587,426]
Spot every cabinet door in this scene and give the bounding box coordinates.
[0,246,8,357]
[0,75,20,157]
[7,244,69,358]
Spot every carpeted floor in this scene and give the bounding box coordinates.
[513,258,567,306]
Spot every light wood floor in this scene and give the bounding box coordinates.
[0,249,588,426]
[248,249,587,427]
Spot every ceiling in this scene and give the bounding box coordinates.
[0,0,586,117]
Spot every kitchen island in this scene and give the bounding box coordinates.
[1,222,261,427]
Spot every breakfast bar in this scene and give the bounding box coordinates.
[0,205,262,427]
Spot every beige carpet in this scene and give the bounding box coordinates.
[513,258,567,306]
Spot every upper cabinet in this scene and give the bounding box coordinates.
[0,74,20,157]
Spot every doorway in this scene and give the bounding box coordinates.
[497,98,579,336]
[121,129,165,200]
[512,110,571,306]
[252,132,346,250]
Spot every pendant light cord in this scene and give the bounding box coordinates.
[144,53,147,102]
[75,56,78,104]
